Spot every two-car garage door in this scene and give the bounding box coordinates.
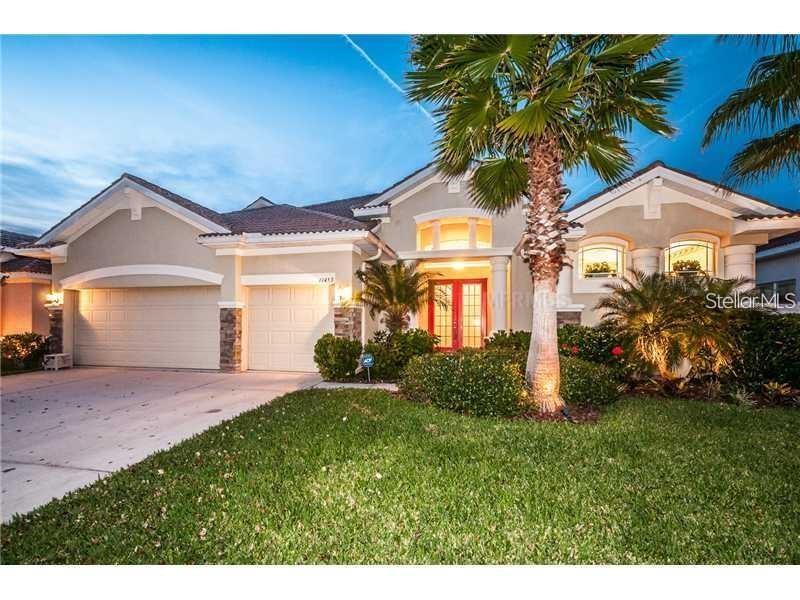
[75,287,220,369]
[74,284,334,372]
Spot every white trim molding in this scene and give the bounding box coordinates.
[412,207,492,224]
[241,272,336,286]
[218,301,246,309]
[215,243,361,257]
[398,247,514,261]
[59,264,224,288]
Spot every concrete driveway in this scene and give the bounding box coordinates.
[1,367,320,522]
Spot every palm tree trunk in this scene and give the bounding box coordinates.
[524,136,568,414]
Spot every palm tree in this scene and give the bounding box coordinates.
[355,260,439,333]
[702,36,800,185]
[596,271,745,381]
[406,35,680,412]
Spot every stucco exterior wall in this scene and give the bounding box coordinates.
[1,281,50,336]
[377,181,526,253]
[52,206,227,289]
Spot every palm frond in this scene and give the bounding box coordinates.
[723,123,800,184]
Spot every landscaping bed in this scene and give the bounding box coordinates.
[2,389,799,564]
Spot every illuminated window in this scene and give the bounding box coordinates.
[579,244,623,278]
[416,218,492,251]
[666,240,714,275]
[475,222,492,248]
[439,221,470,249]
[418,225,435,251]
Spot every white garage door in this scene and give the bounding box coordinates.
[75,287,220,369]
[247,285,333,372]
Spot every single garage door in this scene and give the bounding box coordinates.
[75,286,220,369]
[247,285,333,372]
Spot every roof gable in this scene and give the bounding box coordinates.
[36,174,231,245]
[567,162,791,223]
[243,196,275,210]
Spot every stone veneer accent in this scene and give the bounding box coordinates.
[556,310,581,327]
[219,307,243,372]
[333,306,362,341]
[47,306,63,354]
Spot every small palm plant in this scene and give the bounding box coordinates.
[354,260,442,334]
[596,271,745,382]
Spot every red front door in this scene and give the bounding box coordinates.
[428,279,487,350]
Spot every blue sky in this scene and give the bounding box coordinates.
[1,34,798,236]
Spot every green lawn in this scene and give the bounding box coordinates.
[2,390,799,564]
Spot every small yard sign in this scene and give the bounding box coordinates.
[361,353,375,383]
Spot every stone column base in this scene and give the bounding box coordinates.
[557,310,582,327]
[47,306,64,354]
[334,306,362,341]
[219,307,243,372]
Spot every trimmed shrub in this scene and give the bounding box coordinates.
[559,355,621,407]
[363,328,437,381]
[400,349,526,417]
[726,310,800,390]
[1,332,47,373]
[313,334,362,381]
[484,330,531,353]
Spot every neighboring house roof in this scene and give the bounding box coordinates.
[757,230,800,253]
[0,229,38,248]
[204,203,371,237]
[567,160,795,216]
[243,196,275,210]
[0,256,52,275]
[305,193,379,219]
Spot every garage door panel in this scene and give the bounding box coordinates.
[75,286,220,369]
[247,284,333,372]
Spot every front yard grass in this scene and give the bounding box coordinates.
[2,390,798,564]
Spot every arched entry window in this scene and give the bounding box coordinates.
[578,243,624,279]
[665,240,715,275]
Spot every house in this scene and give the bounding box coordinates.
[755,231,800,312]
[13,161,799,372]
[1,229,52,336]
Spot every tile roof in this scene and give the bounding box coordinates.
[305,193,379,219]
[0,229,37,248]
[208,203,371,237]
[1,256,52,275]
[368,162,435,206]
[757,230,800,252]
[121,173,230,228]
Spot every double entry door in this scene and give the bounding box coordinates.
[427,279,487,350]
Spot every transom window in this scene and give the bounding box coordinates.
[666,240,715,275]
[579,244,624,279]
[417,218,492,251]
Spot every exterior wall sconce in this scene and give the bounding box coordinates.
[45,291,64,308]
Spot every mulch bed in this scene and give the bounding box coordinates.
[520,404,600,424]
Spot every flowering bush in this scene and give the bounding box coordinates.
[556,324,627,369]
[1,332,47,372]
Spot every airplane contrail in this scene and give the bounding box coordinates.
[342,34,434,123]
